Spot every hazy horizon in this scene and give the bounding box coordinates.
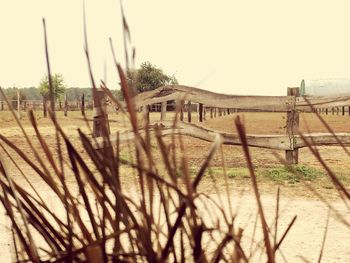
[1,1,350,95]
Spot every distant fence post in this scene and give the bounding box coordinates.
[81,93,85,116]
[160,101,167,121]
[43,97,47,117]
[143,105,149,125]
[286,87,300,164]
[199,103,203,122]
[177,100,184,121]
[17,90,21,119]
[64,94,68,117]
[93,89,110,137]
[187,101,192,123]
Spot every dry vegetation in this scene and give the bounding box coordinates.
[0,108,349,262]
[0,3,349,262]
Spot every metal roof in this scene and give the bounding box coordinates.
[300,78,350,96]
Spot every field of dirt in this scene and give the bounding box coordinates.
[0,110,349,262]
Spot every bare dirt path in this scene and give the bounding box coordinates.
[0,185,349,262]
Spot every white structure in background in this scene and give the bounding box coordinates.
[300,78,350,96]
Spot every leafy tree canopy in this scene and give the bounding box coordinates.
[38,73,66,100]
[126,62,178,94]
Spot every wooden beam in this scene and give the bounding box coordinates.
[17,90,21,120]
[160,101,167,121]
[286,87,300,164]
[296,95,350,111]
[133,85,292,112]
[199,103,203,122]
[81,93,85,116]
[93,121,350,152]
[64,94,68,117]
[93,121,292,150]
[142,105,149,125]
[294,133,350,148]
[93,89,110,137]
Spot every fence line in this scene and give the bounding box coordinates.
[3,86,350,165]
[117,85,350,165]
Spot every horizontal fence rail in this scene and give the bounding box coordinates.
[133,85,350,113]
[93,121,350,151]
[133,85,294,112]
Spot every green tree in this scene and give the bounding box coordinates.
[38,73,66,100]
[126,62,178,94]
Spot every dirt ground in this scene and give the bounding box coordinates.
[0,110,349,262]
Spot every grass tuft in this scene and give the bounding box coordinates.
[266,165,323,184]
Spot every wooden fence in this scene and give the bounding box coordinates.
[4,86,350,165]
[0,99,94,112]
[96,85,350,165]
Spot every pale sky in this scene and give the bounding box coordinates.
[1,0,350,95]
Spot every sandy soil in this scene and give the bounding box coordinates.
[0,110,349,262]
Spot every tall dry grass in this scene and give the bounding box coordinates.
[0,2,348,263]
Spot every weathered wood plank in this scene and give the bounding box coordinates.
[92,89,110,137]
[133,85,292,112]
[286,87,300,164]
[93,121,350,152]
[160,101,167,121]
[93,121,291,150]
[296,95,350,111]
[199,103,203,122]
[294,133,350,148]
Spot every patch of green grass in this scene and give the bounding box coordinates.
[265,165,323,184]
[206,167,250,179]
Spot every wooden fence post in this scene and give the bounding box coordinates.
[210,108,213,119]
[143,105,150,125]
[286,87,300,164]
[17,90,21,119]
[342,106,345,116]
[43,97,47,118]
[81,93,85,116]
[160,101,167,121]
[178,100,184,121]
[187,101,192,123]
[64,94,68,117]
[199,103,203,122]
[93,89,110,137]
